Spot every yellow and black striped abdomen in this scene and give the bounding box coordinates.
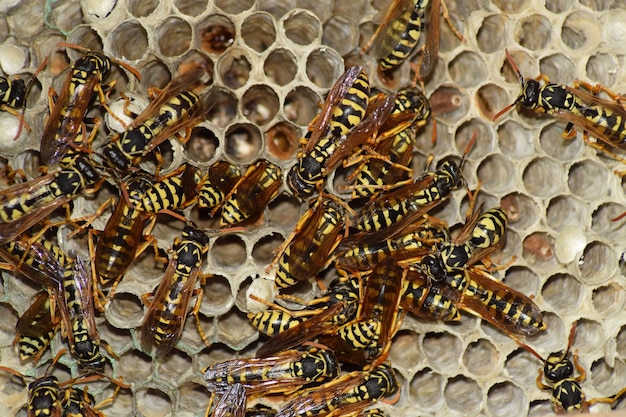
[378,0,426,71]
[0,76,26,108]
[328,70,370,137]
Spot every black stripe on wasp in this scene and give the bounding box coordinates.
[494,49,626,156]
[517,322,626,414]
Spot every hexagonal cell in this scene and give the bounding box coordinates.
[128,0,159,17]
[476,14,507,54]
[515,14,552,51]
[591,357,626,397]
[139,59,171,90]
[539,122,583,162]
[264,49,298,86]
[118,349,153,385]
[241,12,277,53]
[429,85,464,119]
[283,86,321,126]
[332,0,367,21]
[215,0,254,14]
[257,0,296,18]
[449,51,488,89]
[541,273,583,314]
[477,154,515,194]
[592,202,626,242]
[155,17,192,58]
[505,347,541,387]
[522,157,564,198]
[388,330,422,370]
[492,0,529,12]
[267,195,301,228]
[561,10,601,52]
[107,20,148,61]
[223,123,262,163]
[540,53,576,86]
[181,314,215,354]
[546,195,589,231]
[422,332,462,373]
[522,231,555,264]
[586,53,620,87]
[500,192,540,230]
[172,0,206,16]
[568,159,609,201]
[135,386,173,417]
[241,85,280,126]
[216,309,258,350]
[488,382,528,417]
[529,400,553,416]
[176,381,211,415]
[200,275,233,317]
[198,15,236,55]
[592,283,626,316]
[444,375,482,414]
[0,302,17,347]
[526,312,565,354]
[266,121,300,160]
[409,368,445,413]
[251,233,283,266]
[210,235,247,271]
[157,349,193,384]
[106,292,145,330]
[574,318,605,354]
[496,119,535,159]
[578,241,617,286]
[66,26,103,53]
[545,0,571,13]
[455,118,493,161]
[322,16,359,57]
[476,83,510,121]
[185,126,219,164]
[282,10,321,46]
[305,48,343,89]
[217,49,252,90]
[463,338,499,377]
[205,87,238,128]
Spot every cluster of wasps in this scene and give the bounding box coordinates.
[0,0,626,416]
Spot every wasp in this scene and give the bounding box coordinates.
[275,363,398,417]
[245,404,276,417]
[14,291,58,364]
[41,45,139,166]
[209,382,247,417]
[216,159,282,226]
[362,0,464,82]
[286,66,398,198]
[101,68,212,173]
[269,197,346,289]
[401,266,460,321]
[197,161,242,210]
[0,153,100,245]
[494,49,626,150]
[203,347,339,398]
[519,322,626,414]
[141,225,211,357]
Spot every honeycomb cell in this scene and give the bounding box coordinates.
[185,126,219,163]
[118,349,153,385]
[156,17,192,57]
[210,234,247,270]
[158,349,193,385]
[463,338,499,376]
[522,157,564,198]
[561,10,601,52]
[0,303,17,346]
[216,309,258,350]
[128,0,158,17]
[539,122,583,162]
[568,159,609,201]
[476,14,507,54]
[251,233,283,266]
[500,192,540,230]
[305,48,343,89]
[409,368,445,413]
[266,121,300,160]
[218,49,252,89]
[522,231,555,263]
[388,331,422,371]
[574,319,604,354]
[258,0,296,18]
[241,12,277,53]
[264,49,298,86]
[529,400,553,416]
[546,195,589,231]
[282,10,321,46]
[515,14,552,51]
[586,53,619,88]
[540,53,575,86]
[578,241,617,286]
[224,123,262,163]
[476,83,510,121]
[505,347,541,387]
[283,86,321,126]
[106,292,145,329]
[66,26,103,53]
[198,15,235,55]
[541,273,583,314]
[332,0,367,21]
[139,59,171,90]
[107,20,148,61]
[497,120,535,159]
[617,326,626,358]
[135,387,173,417]
[488,382,528,417]
[527,312,565,353]
[592,283,626,316]
[477,154,515,194]
[429,85,468,123]
[215,0,254,14]
[200,275,234,317]
[176,381,210,416]
[267,195,301,227]
[422,332,462,373]
[322,16,359,57]
[591,202,626,242]
[241,85,280,126]
[205,87,238,128]
[185,315,215,353]
[449,51,487,88]
[455,118,492,160]
[492,0,529,12]
[444,375,482,414]
[591,357,626,396]
[172,0,205,16]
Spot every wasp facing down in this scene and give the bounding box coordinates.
[197,161,242,210]
[14,291,58,364]
[493,49,626,150]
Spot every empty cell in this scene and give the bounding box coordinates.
[455,118,493,160]
[591,357,626,396]
[545,0,571,13]
[541,273,583,313]
[444,375,482,414]
[617,326,626,358]
[388,331,422,369]
[156,17,191,57]
[529,400,553,416]
[106,292,145,329]
[252,233,283,266]
[176,382,211,415]
[568,159,609,201]
[182,314,215,353]
[592,283,626,316]
[492,0,529,12]
[257,0,296,19]
[283,86,321,126]
[218,49,251,89]
[215,0,254,14]
[476,83,509,121]
[264,49,298,87]
[505,347,541,387]
[66,26,103,53]
[409,368,445,413]
[477,154,515,194]
[282,10,321,45]
[241,12,277,53]
[500,192,540,229]
[241,85,280,126]
[546,195,589,231]
[185,126,219,163]
[135,387,173,417]
[140,60,171,90]
[497,120,535,159]
[0,303,17,346]
[201,275,234,316]
[107,20,148,61]
[44,1,82,34]
[198,15,235,55]
[487,382,528,417]
[224,123,262,163]
[540,53,576,85]
[205,87,238,128]
[158,349,193,384]
[539,122,583,162]
[562,10,601,52]
[216,309,258,350]
[211,234,247,269]
[422,332,462,373]
[305,48,343,89]
[267,195,302,227]
[173,0,206,16]
[322,16,359,57]
[578,241,617,286]
[463,338,499,376]
[118,349,153,385]
[586,53,619,88]
[591,203,626,242]
[526,313,564,354]
[575,319,605,353]
[477,14,508,54]
[522,157,564,198]
[515,14,551,51]
[266,121,300,160]
[128,0,159,17]
[449,51,487,88]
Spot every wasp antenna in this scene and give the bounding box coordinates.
[504,49,525,85]
[565,321,578,356]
